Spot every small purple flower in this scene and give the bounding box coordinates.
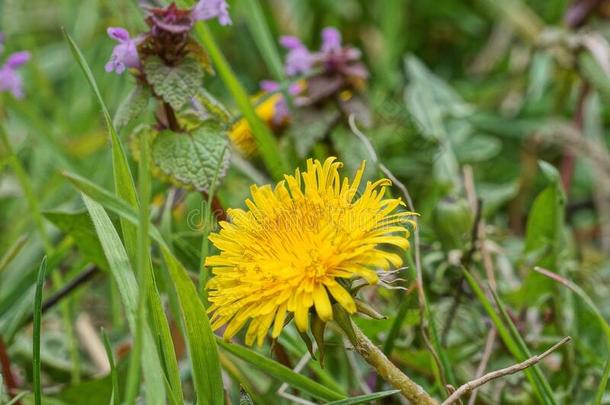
[105,27,140,74]
[280,36,314,76]
[321,27,342,53]
[0,50,30,99]
[192,0,232,26]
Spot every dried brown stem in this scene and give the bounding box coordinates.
[442,336,571,405]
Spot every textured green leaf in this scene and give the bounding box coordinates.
[143,56,203,110]
[44,210,109,271]
[113,85,150,130]
[151,122,230,192]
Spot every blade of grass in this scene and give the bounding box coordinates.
[193,22,288,179]
[161,248,224,405]
[533,267,610,346]
[124,130,152,405]
[65,31,184,404]
[199,146,228,299]
[326,390,401,404]
[33,256,48,405]
[102,328,120,405]
[83,195,166,405]
[596,358,610,405]
[462,269,556,405]
[239,0,286,82]
[489,288,558,404]
[0,234,28,274]
[217,339,346,401]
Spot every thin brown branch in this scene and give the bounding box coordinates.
[442,336,571,405]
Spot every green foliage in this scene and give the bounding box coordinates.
[113,85,150,130]
[1,1,610,404]
[143,56,204,111]
[151,123,230,192]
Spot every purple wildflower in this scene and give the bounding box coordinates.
[0,48,30,99]
[280,36,314,77]
[192,0,232,26]
[321,27,342,53]
[105,27,141,74]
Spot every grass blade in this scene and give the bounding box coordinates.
[102,329,120,405]
[83,195,166,405]
[217,339,346,401]
[462,269,556,405]
[489,288,557,404]
[161,248,224,405]
[194,22,288,179]
[596,358,610,405]
[33,256,48,405]
[326,390,401,404]
[0,234,28,274]
[239,0,286,82]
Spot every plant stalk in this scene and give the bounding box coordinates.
[338,317,438,404]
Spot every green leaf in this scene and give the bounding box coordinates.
[463,269,556,405]
[161,248,224,405]
[114,85,150,130]
[44,210,109,271]
[326,390,401,404]
[596,358,610,405]
[33,257,48,405]
[102,329,120,405]
[143,56,203,110]
[518,161,566,304]
[151,122,230,192]
[82,195,167,405]
[0,234,28,274]
[217,339,346,402]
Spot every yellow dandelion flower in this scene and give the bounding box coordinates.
[205,157,416,346]
[229,93,282,156]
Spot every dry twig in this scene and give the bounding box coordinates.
[442,336,571,405]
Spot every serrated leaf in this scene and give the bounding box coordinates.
[143,56,203,110]
[113,85,150,130]
[151,122,230,192]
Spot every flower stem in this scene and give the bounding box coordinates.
[338,318,438,404]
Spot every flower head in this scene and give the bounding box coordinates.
[205,158,416,346]
[229,92,283,156]
[229,81,304,155]
[280,36,314,76]
[192,0,232,25]
[0,45,30,99]
[105,27,140,74]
